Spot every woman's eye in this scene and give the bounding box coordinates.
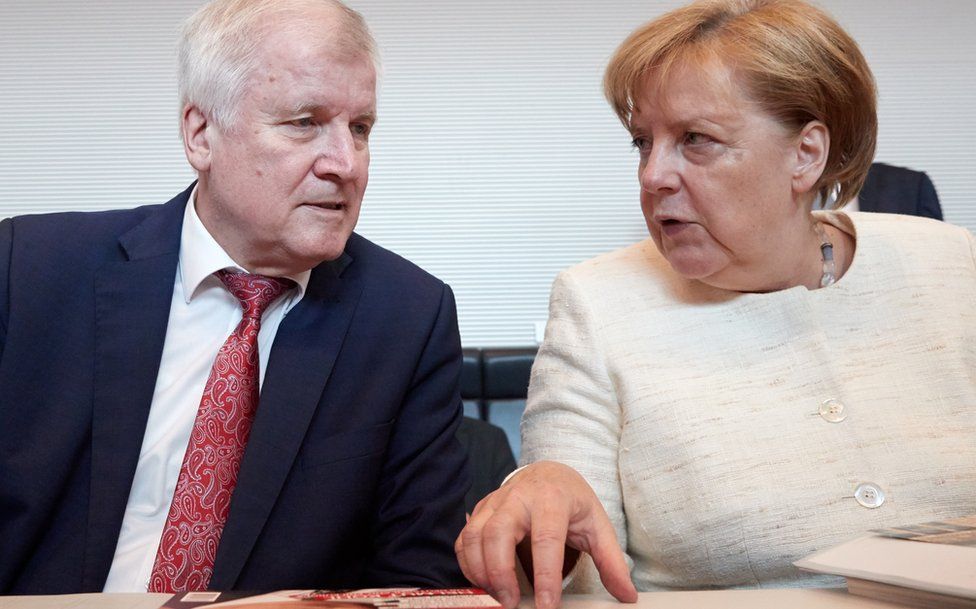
[631,136,651,154]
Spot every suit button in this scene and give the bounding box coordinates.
[819,398,847,423]
[854,483,885,508]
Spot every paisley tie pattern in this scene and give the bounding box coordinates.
[148,270,294,593]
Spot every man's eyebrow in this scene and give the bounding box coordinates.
[284,103,320,116]
[282,104,377,124]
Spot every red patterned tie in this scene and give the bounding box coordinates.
[148,270,294,593]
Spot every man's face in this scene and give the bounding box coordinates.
[192,10,376,276]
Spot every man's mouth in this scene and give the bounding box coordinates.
[307,202,344,211]
[658,217,694,237]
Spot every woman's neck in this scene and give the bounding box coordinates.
[816,215,855,287]
[703,212,855,294]
[772,213,854,292]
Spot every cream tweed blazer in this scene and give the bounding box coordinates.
[522,211,976,591]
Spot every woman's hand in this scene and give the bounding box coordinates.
[455,461,637,609]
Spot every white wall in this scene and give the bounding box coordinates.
[1,1,973,345]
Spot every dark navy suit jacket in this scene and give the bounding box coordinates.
[0,185,469,593]
[859,162,943,220]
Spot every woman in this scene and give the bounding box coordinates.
[455,1,976,607]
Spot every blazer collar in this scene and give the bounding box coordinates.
[84,185,192,589]
[209,249,362,588]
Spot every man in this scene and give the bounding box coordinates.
[456,417,516,514]
[857,162,943,220]
[0,0,467,594]
[816,162,943,220]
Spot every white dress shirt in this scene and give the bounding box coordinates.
[102,191,310,592]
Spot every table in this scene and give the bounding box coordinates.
[0,593,168,609]
[0,589,907,609]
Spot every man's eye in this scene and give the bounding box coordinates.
[351,122,372,138]
[288,117,315,128]
[685,132,712,145]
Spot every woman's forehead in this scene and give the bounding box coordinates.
[633,57,750,124]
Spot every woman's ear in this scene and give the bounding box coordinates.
[792,120,829,195]
[181,104,212,173]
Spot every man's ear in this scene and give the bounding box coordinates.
[792,120,829,196]
[181,104,213,173]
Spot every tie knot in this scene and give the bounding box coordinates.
[216,269,295,319]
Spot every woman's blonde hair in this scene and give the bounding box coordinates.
[604,0,876,207]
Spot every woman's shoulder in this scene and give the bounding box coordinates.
[833,210,974,263]
[565,238,664,278]
[556,238,675,298]
[552,238,724,313]
[818,211,976,291]
[830,209,968,241]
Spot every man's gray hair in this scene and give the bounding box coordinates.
[178,0,378,132]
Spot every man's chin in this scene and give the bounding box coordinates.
[300,235,352,266]
[251,237,351,276]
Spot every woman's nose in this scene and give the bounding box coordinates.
[639,145,680,194]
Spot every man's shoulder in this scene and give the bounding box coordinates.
[1,186,190,257]
[0,204,170,275]
[6,203,162,239]
[339,232,446,292]
[866,161,927,183]
[0,189,190,297]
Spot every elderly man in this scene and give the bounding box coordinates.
[0,0,467,595]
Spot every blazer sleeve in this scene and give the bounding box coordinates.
[917,171,944,221]
[520,271,630,593]
[363,283,469,587]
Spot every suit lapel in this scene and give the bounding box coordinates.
[83,192,188,590]
[210,257,362,589]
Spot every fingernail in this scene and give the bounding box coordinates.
[537,591,553,609]
[496,589,514,609]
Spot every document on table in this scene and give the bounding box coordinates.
[795,515,976,608]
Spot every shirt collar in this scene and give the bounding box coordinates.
[178,186,311,310]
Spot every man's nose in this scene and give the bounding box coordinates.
[312,125,361,180]
[638,144,680,194]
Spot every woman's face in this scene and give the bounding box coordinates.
[631,59,818,291]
